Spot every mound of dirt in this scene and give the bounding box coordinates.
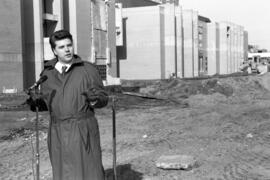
[139,78,233,98]
[122,74,270,101]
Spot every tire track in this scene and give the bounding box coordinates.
[221,147,270,180]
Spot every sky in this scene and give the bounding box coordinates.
[180,0,270,50]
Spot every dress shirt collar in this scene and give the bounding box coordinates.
[55,61,72,74]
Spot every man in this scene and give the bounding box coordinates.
[29,30,108,180]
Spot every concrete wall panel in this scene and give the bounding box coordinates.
[0,0,23,91]
[239,26,244,68]
[163,3,176,78]
[232,25,236,72]
[244,31,248,61]
[175,6,183,77]
[228,23,233,74]
[234,24,238,72]
[207,22,218,75]
[0,1,22,53]
[218,22,228,75]
[22,0,44,89]
[192,11,199,77]
[120,6,164,79]
[107,0,117,77]
[182,10,194,78]
[69,0,92,60]
[198,19,208,76]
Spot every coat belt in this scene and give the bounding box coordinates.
[50,111,94,124]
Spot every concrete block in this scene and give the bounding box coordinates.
[156,155,197,170]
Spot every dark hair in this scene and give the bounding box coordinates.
[49,30,73,49]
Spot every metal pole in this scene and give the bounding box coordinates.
[35,88,40,180]
[112,96,117,180]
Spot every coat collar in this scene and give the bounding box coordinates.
[44,55,83,69]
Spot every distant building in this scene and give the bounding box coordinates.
[248,52,270,63]
[214,22,247,75]
[182,10,211,78]
[117,2,249,79]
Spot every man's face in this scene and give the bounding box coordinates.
[53,38,74,64]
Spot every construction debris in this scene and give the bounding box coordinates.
[156,155,197,170]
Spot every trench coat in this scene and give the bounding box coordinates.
[39,56,108,180]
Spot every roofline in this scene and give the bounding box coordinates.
[248,52,270,58]
[198,15,211,23]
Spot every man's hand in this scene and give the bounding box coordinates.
[26,91,47,111]
[81,88,100,105]
[81,88,108,108]
[81,92,99,102]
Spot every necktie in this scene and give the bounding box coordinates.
[62,65,67,75]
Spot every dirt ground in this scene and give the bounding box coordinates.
[1,73,270,180]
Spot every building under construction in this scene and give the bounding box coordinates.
[117,1,249,79]
[0,0,117,92]
[0,0,249,92]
